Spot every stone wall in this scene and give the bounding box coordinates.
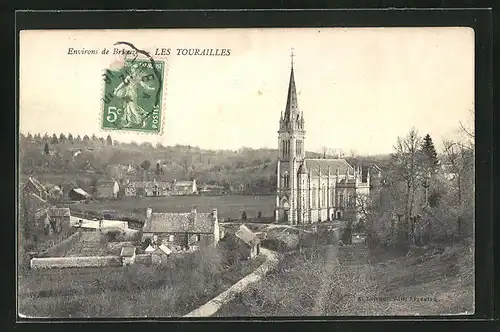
[37,231,81,258]
[30,255,122,269]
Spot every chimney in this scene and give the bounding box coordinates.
[146,207,152,219]
[211,208,218,221]
[191,206,197,215]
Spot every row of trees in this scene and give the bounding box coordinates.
[22,132,114,146]
[360,117,474,248]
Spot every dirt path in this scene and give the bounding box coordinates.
[311,245,339,315]
[183,248,278,317]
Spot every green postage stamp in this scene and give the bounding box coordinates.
[101,57,165,133]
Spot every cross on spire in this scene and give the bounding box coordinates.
[290,48,295,68]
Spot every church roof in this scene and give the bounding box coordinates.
[303,158,353,176]
[283,65,300,122]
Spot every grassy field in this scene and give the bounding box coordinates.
[215,244,474,316]
[74,195,275,221]
[18,248,266,318]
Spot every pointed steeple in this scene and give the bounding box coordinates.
[284,50,300,122]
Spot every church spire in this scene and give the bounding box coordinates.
[284,49,299,122]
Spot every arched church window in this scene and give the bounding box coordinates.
[312,187,317,208]
[339,194,344,207]
[282,173,289,188]
[323,186,327,207]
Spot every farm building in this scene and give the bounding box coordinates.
[171,180,197,195]
[96,180,120,199]
[142,207,220,250]
[218,224,261,262]
[151,244,172,265]
[199,184,226,195]
[120,246,136,266]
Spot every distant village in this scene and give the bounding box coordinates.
[21,174,263,270]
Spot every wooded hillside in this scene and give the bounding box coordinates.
[19,132,391,194]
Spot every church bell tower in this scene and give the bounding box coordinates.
[276,50,306,224]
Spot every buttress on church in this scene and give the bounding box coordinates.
[275,58,376,225]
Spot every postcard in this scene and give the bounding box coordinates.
[18,27,475,318]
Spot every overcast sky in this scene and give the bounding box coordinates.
[19,28,474,155]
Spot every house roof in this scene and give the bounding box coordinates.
[49,207,70,217]
[71,188,92,197]
[155,244,172,255]
[120,247,136,257]
[127,181,156,188]
[143,211,215,234]
[235,225,260,247]
[127,180,170,189]
[145,245,155,253]
[175,181,194,187]
[303,159,353,176]
[24,176,46,193]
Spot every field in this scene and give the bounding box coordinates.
[215,244,474,316]
[74,195,275,221]
[18,248,266,318]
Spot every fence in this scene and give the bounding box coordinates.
[30,255,122,269]
[37,231,82,258]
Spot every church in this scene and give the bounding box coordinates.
[275,56,371,225]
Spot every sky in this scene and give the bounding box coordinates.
[19,28,474,155]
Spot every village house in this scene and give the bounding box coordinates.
[142,207,220,251]
[124,179,170,197]
[171,179,198,195]
[120,247,136,266]
[22,192,51,238]
[95,180,120,199]
[48,207,71,234]
[218,224,261,262]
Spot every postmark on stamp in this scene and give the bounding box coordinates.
[101,42,165,133]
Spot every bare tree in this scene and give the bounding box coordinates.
[390,128,423,243]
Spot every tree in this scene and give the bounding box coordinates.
[419,134,439,174]
[27,133,33,140]
[140,160,151,171]
[59,133,67,142]
[42,133,49,141]
[34,133,42,143]
[67,133,74,143]
[106,135,113,146]
[442,138,474,240]
[75,135,82,143]
[51,133,59,144]
[91,134,97,141]
[44,142,50,155]
[390,127,423,244]
[83,135,90,143]
[155,161,164,175]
